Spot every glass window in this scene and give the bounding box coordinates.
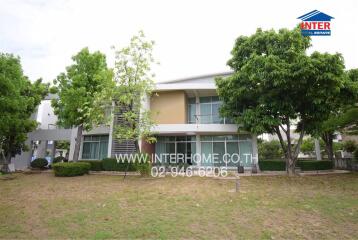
[188,104,196,123]
[200,96,212,103]
[82,135,108,160]
[200,103,211,123]
[201,142,213,167]
[200,135,252,167]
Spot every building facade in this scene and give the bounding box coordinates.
[12,72,258,170]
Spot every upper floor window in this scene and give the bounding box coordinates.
[187,96,233,124]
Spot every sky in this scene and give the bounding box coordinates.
[1,0,357,83]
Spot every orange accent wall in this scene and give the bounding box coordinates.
[150,91,187,124]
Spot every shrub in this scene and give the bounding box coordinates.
[259,159,333,171]
[297,160,333,171]
[102,158,137,171]
[258,160,286,171]
[30,158,48,169]
[53,156,66,164]
[136,161,151,176]
[258,140,284,160]
[53,162,91,177]
[79,160,103,171]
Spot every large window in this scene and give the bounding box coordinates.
[82,135,109,160]
[200,135,252,167]
[155,136,196,165]
[187,96,232,124]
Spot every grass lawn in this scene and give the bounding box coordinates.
[0,172,357,239]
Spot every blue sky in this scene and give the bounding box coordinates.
[1,0,357,83]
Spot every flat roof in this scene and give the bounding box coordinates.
[158,71,233,84]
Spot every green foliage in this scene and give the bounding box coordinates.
[102,158,137,171]
[30,158,48,169]
[53,156,66,164]
[259,160,333,171]
[258,140,283,159]
[342,140,357,153]
[55,141,70,150]
[102,154,150,175]
[112,31,157,149]
[79,160,103,171]
[0,53,48,164]
[53,162,90,177]
[136,161,151,176]
[216,27,350,173]
[296,160,333,171]
[300,138,315,154]
[258,160,286,171]
[51,48,113,160]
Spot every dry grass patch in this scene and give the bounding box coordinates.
[0,172,357,239]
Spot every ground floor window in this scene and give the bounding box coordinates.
[82,135,109,160]
[154,134,253,167]
[155,136,196,164]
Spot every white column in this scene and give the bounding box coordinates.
[314,138,322,160]
[252,134,259,170]
[196,134,201,167]
[107,101,115,157]
[69,127,78,161]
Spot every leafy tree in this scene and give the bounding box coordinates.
[258,140,283,160]
[308,68,358,161]
[342,140,357,153]
[300,138,315,155]
[0,53,48,171]
[51,48,113,161]
[111,31,157,151]
[216,27,348,175]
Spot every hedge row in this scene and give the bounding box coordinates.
[53,162,91,177]
[78,156,151,175]
[79,160,103,171]
[258,160,333,171]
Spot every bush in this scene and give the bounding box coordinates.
[53,162,91,177]
[259,160,333,171]
[30,158,48,169]
[297,160,333,171]
[258,140,284,160]
[258,160,286,171]
[136,161,151,176]
[102,154,150,174]
[53,156,66,164]
[102,158,137,171]
[79,160,103,171]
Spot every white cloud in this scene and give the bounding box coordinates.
[1,0,357,83]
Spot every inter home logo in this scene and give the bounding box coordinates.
[297,10,334,36]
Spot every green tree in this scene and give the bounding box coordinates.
[51,48,113,161]
[216,27,348,175]
[0,53,48,171]
[258,140,283,160]
[309,68,358,161]
[111,31,157,151]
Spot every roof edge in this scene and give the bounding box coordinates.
[157,71,233,84]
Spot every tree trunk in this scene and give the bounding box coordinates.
[72,124,83,161]
[322,132,334,162]
[1,152,11,173]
